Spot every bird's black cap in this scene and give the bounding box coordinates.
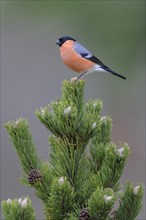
[56,36,76,47]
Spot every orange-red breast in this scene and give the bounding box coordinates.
[56,36,126,80]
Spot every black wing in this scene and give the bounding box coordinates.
[85,55,105,67]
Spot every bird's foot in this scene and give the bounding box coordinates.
[71,77,78,82]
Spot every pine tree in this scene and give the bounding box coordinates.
[2,80,144,220]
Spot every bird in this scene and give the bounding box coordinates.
[56,36,126,80]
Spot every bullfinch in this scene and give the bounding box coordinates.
[56,36,126,80]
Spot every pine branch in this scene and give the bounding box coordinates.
[35,80,85,142]
[88,187,116,220]
[4,79,144,220]
[89,116,112,173]
[114,183,144,220]
[45,177,74,220]
[97,143,130,191]
[36,80,102,145]
[32,162,53,203]
[2,197,35,220]
[5,118,40,174]
[5,119,53,204]
[49,136,91,206]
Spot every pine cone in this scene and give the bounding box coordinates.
[28,169,42,184]
[79,208,90,220]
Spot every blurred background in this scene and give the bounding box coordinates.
[1,1,145,219]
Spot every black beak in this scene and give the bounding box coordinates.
[56,40,61,46]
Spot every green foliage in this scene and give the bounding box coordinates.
[115,183,144,220]
[97,143,130,191]
[93,116,112,145]
[88,187,116,220]
[49,136,91,194]
[89,116,112,173]
[45,177,74,220]
[4,119,54,205]
[36,80,102,145]
[5,118,40,174]
[67,205,81,220]
[2,197,35,220]
[4,80,144,220]
[33,162,53,203]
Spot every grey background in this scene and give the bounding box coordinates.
[1,1,145,219]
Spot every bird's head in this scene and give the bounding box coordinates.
[56,36,76,47]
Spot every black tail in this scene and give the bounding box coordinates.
[102,66,126,80]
